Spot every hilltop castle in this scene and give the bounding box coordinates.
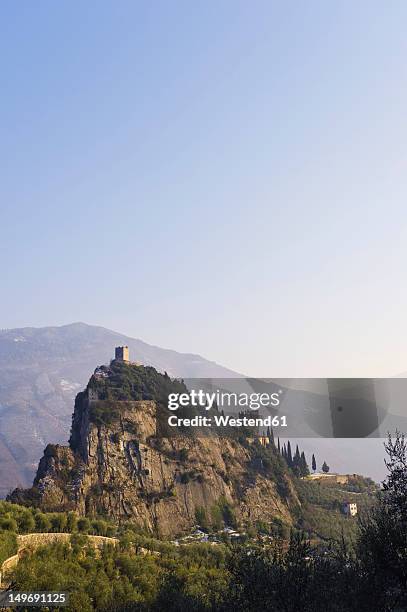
[115,345,129,362]
[90,346,131,399]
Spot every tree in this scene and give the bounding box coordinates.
[66,511,78,532]
[277,438,281,453]
[312,454,316,472]
[0,517,17,532]
[294,445,301,464]
[17,510,35,533]
[356,431,407,610]
[50,513,67,532]
[300,451,309,477]
[210,505,223,530]
[382,431,407,514]
[227,532,313,611]
[291,445,301,476]
[91,519,108,536]
[287,441,293,467]
[195,506,208,530]
[322,461,330,473]
[77,517,91,533]
[0,531,17,565]
[35,513,51,532]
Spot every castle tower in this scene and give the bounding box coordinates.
[115,345,129,362]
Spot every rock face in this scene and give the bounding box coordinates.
[10,362,299,537]
[0,323,240,497]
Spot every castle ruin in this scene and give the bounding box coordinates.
[115,345,129,362]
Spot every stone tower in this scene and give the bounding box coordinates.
[115,345,129,362]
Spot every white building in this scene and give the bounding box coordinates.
[342,501,358,517]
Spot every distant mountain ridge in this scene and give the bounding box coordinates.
[0,322,239,497]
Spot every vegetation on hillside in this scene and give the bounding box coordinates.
[0,501,118,540]
[4,363,402,610]
[3,433,407,609]
[70,362,203,448]
[294,476,376,541]
[10,535,229,612]
[1,434,404,610]
[0,530,17,565]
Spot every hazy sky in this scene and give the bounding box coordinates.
[2,1,407,377]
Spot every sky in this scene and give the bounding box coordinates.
[2,1,407,377]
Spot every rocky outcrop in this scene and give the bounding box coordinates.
[0,323,240,496]
[10,364,299,537]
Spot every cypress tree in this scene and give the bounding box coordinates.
[294,445,301,464]
[322,461,330,473]
[312,453,316,472]
[287,441,293,467]
[291,444,301,475]
[300,451,309,476]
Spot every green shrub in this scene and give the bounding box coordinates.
[0,531,17,564]
[35,513,52,532]
[49,513,67,532]
[17,510,35,533]
[77,517,91,533]
[195,506,208,529]
[178,448,189,462]
[0,517,17,532]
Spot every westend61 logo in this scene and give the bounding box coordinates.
[167,389,282,411]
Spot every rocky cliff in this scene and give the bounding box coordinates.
[9,361,299,537]
[0,322,240,496]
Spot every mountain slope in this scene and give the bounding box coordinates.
[9,361,298,536]
[0,323,239,497]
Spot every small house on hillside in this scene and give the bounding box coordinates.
[342,501,358,517]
